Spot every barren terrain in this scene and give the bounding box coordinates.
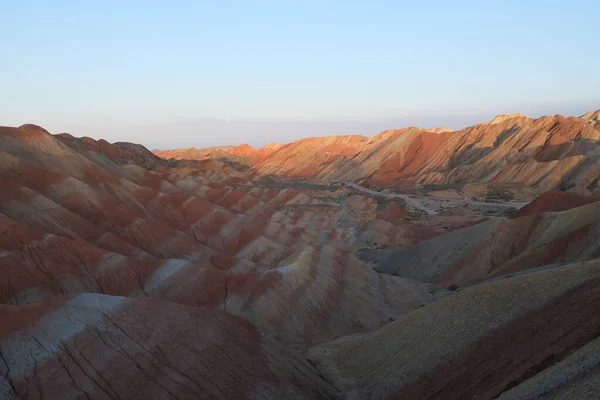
[3,110,600,399]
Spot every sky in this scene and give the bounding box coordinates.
[1,0,599,149]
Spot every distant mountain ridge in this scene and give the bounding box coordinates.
[153,142,284,163]
[155,110,600,197]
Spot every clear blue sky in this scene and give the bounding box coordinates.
[2,0,599,149]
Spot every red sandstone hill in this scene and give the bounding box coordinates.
[153,142,284,164]
[511,190,600,218]
[1,125,444,342]
[0,123,450,399]
[583,109,600,129]
[306,111,600,195]
[56,131,169,170]
[155,110,600,198]
[154,145,242,161]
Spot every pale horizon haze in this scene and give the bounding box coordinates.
[2,1,599,149]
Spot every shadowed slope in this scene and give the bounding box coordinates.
[374,199,600,286]
[511,190,600,218]
[309,260,600,399]
[0,294,339,399]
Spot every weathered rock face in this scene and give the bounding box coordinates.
[582,110,600,128]
[0,294,339,399]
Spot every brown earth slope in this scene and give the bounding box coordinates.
[511,190,600,218]
[309,260,600,399]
